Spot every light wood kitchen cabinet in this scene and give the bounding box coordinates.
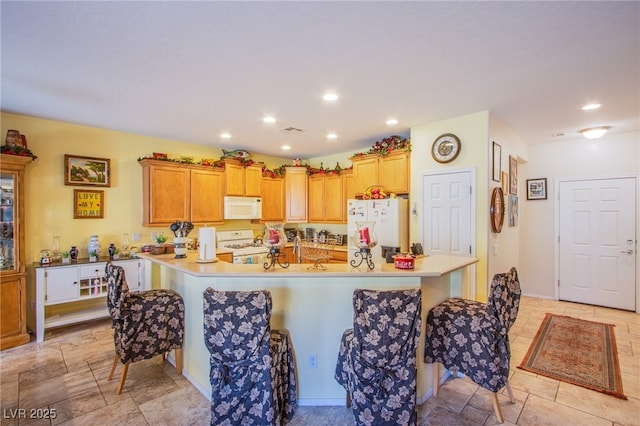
[261,175,285,222]
[140,159,224,226]
[285,167,308,223]
[0,154,32,350]
[308,172,347,223]
[217,252,233,263]
[342,169,355,201]
[221,159,261,196]
[191,168,224,223]
[351,151,410,195]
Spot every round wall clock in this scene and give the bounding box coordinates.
[490,187,505,233]
[431,133,461,163]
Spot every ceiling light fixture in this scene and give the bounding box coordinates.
[263,116,276,123]
[220,132,231,139]
[579,126,610,139]
[323,93,339,102]
[281,145,291,150]
[327,133,337,140]
[581,103,602,111]
[386,119,398,125]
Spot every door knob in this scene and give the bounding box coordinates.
[620,249,634,254]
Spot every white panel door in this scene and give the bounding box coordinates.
[559,177,636,310]
[422,171,472,256]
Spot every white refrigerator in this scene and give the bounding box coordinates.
[347,198,409,263]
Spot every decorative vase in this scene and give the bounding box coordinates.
[108,243,116,259]
[352,221,378,249]
[51,236,62,262]
[70,246,78,261]
[263,222,287,248]
[88,235,101,258]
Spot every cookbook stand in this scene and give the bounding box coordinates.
[350,248,375,270]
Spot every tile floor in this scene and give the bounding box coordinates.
[1,296,638,425]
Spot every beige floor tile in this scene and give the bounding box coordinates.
[138,386,209,426]
[288,406,355,426]
[50,388,107,425]
[556,381,640,425]
[19,364,100,411]
[55,396,148,426]
[519,394,611,426]
[509,370,559,401]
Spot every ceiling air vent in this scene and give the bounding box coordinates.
[281,127,303,133]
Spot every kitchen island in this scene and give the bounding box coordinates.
[138,252,478,405]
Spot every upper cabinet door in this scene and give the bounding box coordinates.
[191,168,224,223]
[261,176,285,222]
[223,161,245,196]
[144,163,190,225]
[245,165,262,196]
[285,167,308,223]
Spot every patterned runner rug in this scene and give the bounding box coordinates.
[518,313,627,399]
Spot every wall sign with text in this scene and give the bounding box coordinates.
[74,190,104,218]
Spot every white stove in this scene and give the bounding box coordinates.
[216,229,270,264]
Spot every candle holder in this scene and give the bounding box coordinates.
[262,222,289,270]
[350,221,378,270]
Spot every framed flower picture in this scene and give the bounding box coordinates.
[509,155,518,195]
[65,154,111,187]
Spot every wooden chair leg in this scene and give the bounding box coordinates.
[174,347,183,375]
[346,391,351,408]
[108,354,119,381]
[433,363,440,396]
[505,381,516,404]
[492,392,505,424]
[116,363,129,395]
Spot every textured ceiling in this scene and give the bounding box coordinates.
[1,1,638,158]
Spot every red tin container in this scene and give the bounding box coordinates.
[393,254,415,269]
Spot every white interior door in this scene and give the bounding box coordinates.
[559,177,636,310]
[422,171,472,256]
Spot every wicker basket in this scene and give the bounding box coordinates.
[301,238,337,270]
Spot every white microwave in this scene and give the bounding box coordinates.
[223,196,262,220]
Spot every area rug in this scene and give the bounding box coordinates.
[518,313,627,399]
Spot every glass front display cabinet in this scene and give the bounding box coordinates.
[0,154,32,349]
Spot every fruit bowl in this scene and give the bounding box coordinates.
[362,185,388,200]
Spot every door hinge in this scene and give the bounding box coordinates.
[557,280,560,287]
[469,245,472,255]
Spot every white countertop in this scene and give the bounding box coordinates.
[137,252,477,278]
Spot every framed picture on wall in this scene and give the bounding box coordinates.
[509,195,518,227]
[509,155,518,195]
[492,141,501,182]
[526,178,547,200]
[65,154,111,187]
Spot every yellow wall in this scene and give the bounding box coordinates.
[410,111,490,300]
[1,112,291,264]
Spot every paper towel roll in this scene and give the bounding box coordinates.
[199,227,216,260]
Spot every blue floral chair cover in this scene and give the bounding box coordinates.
[335,288,422,426]
[105,263,185,393]
[203,288,296,426]
[424,267,521,393]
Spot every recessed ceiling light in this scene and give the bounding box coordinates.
[386,118,399,125]
[220,132,231,139]
[263,116,276,123]
[281,145,291,150]
[579,126,610,139]
[327,133,338,140]
[323,93,339,102]
[582,103,602,111]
